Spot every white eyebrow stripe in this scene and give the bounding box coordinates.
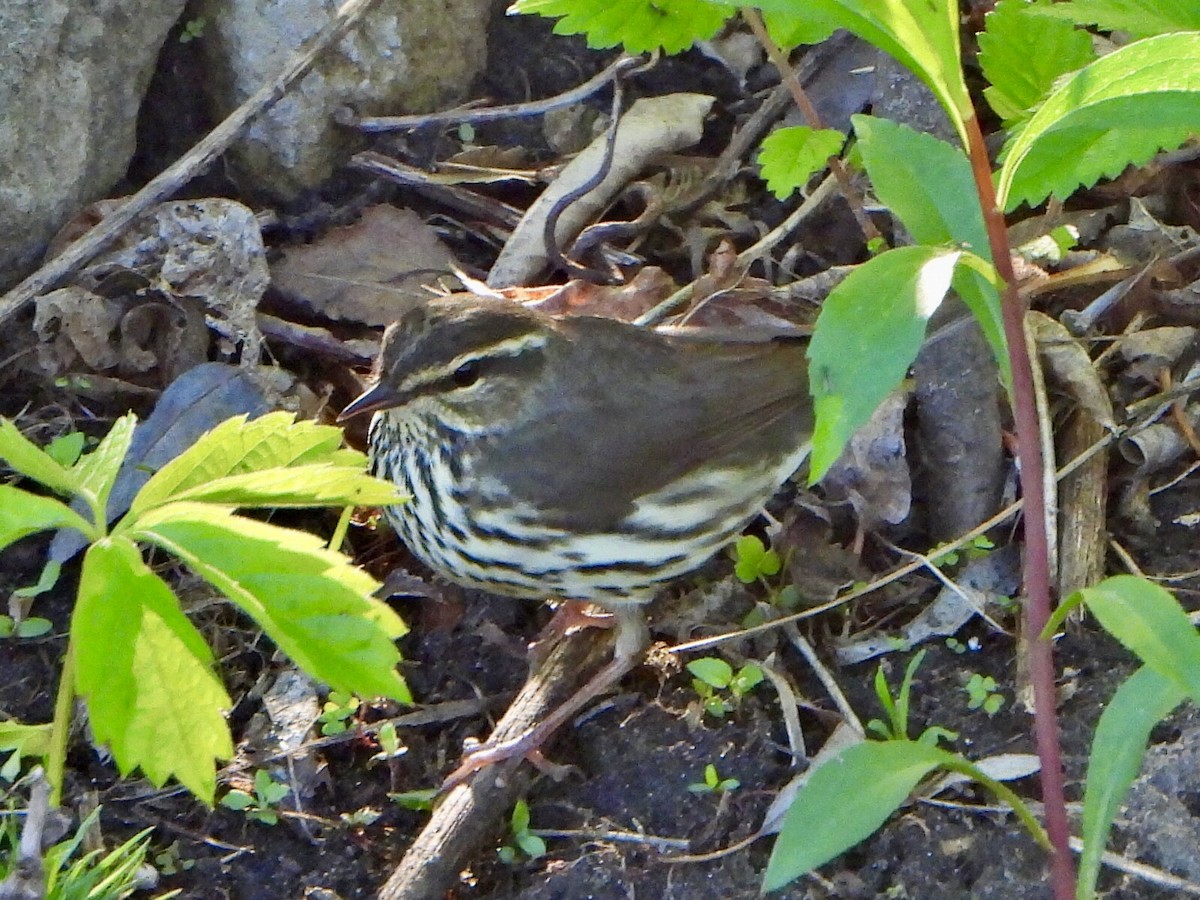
[445,333,548,372]
[400,332,548,393]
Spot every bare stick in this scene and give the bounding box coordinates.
[377,630,613,900]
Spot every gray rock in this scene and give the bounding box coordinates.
[193,0,493,198]
[0,0,187,287]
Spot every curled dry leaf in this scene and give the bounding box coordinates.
[488,93,715,288]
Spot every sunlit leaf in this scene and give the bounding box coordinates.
[131,503,410,702]
[75,538,232,802]
[0,486,94,551]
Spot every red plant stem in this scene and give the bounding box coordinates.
[964,115,1075,895]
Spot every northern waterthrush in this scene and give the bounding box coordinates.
[340,294,813,776]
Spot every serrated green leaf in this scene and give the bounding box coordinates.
[128,412,350,517]
[131,503,410,702]
[750,0,972,143]
[808,246,960,480]
[509,0,735,54]
[978,0,1095,125]
[763,740,945,891]
[161,465,406,509]
[0,485,95,550]
[998,32,1200,211]
[75,538,232,802]
[757,126,845,200]
[1078,665,1185,899]
[0,418,81,497]
[1073,575,1200,705]
[1029,0,1200,40]
[71,412,136,519]
[852,114,1008,385]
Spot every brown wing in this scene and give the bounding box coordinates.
[478,315,812,532]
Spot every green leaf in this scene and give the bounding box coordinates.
[763,740,945,891]
[221,790,254,811]
[0,485,95,551]
[998,32,1200,211]
[749,0,972,143]
[70,413,136,520]
[0,418,81,497]
[45,432,86,467]
[74,538,233,802]
[0,720,53,778]
[763,8,841,49]
[687,657,733,689]
[978,0,1095,125]
[1073,575,1200,705]
[163,465,405,509]
[512,798,531,833]
[808,246,960,480]
[128,412,352,517]
[131,503,411,702]
[12,560,63,600]
[509,0,735,54]
[851,114,1008,383]
[757,126,845,200]
[1029,0,1200,40]
[732,664,764,694]
[517,833,546,859]
[1078,666,1185,899]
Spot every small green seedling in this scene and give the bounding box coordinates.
[153,839,194,876]
[179,17,207,42]
[497,799,546,864]
[866,651,957,746]
[688,763,740,795]
[732,535,782,584]
[318,691,361,736]
[687,657,764,719]
[220,769,290,825]
[389,789,437,812]
[965,673,1005,716]
[0,615,52,639]
[935,535,995,567]
[371,722,407,763]
[2,803,167,899]
[341,807,383,828]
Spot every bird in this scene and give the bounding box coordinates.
[339,293,813,781]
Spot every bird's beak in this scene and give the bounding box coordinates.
[337,382,401,422]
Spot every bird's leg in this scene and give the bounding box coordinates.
[441,605,650,791]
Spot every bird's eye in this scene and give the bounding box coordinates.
[452,361,481,388]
